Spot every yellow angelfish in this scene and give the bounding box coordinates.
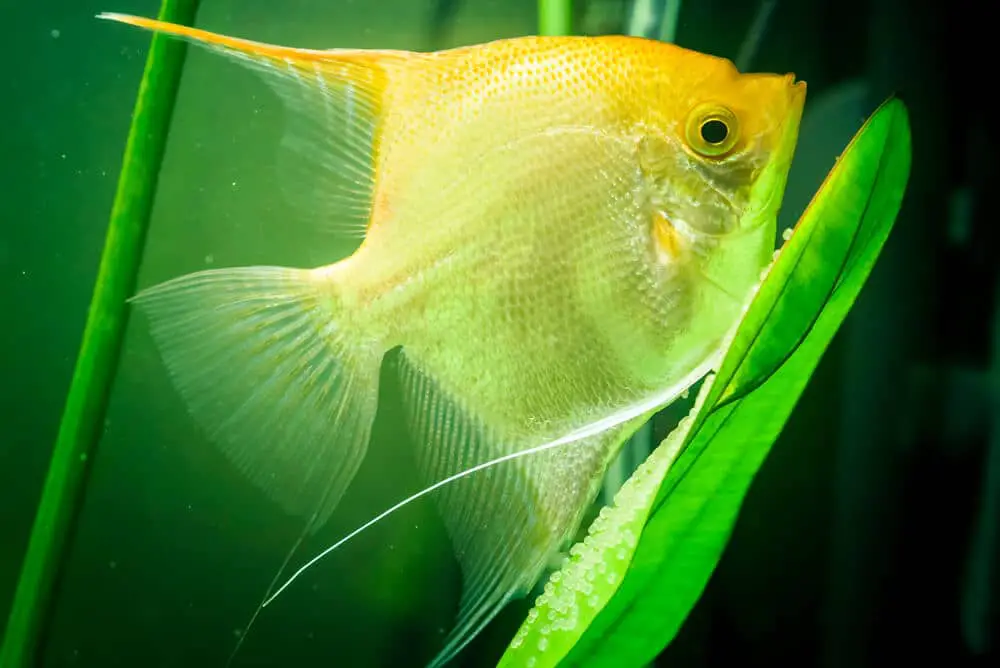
[101,12,805,666]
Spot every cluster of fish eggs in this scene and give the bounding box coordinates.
[508,225,799,661]
[506,407,706,660]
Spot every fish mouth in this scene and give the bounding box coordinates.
[742,76,807,230]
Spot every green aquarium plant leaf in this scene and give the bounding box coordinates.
[0,2,199,666]
[499,97,911,668]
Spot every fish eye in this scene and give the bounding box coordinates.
[685,103,740,158]
[700,119,728,144]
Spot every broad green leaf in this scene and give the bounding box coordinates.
[499,98,911,668]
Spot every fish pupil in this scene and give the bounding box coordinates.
[700,119,729,145]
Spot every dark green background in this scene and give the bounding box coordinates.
[2,0,995,666]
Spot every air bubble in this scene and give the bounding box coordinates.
[782,227,794,241]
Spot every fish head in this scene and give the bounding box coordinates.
[604,45,806,379]
[634,50,806,285]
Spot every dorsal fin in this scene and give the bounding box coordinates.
[98,12,413,238]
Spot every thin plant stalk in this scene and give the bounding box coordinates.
[539,0,573,36]
[626,0,681,42]
[735,0,778,71]
[658,0,682,43]
[0,1,200,665]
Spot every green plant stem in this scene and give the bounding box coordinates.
[0,1,199,665]
[539,0,573,35]
[658,0,682,43]
[626,0,681,42]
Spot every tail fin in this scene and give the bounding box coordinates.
[131,265,382,531]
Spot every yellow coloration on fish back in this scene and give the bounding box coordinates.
[101,12,805,667]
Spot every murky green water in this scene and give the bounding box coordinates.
[4,1,993,667]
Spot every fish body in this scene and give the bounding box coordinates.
[101,13,805,666]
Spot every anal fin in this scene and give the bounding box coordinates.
[397,353,634,667]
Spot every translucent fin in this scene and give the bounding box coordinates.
[98,12,413,238]
[131,266,382,531]
[397,354,633,667]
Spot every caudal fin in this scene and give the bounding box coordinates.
[132,265,382,531]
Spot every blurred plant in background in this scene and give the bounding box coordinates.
[0,0,995,666]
